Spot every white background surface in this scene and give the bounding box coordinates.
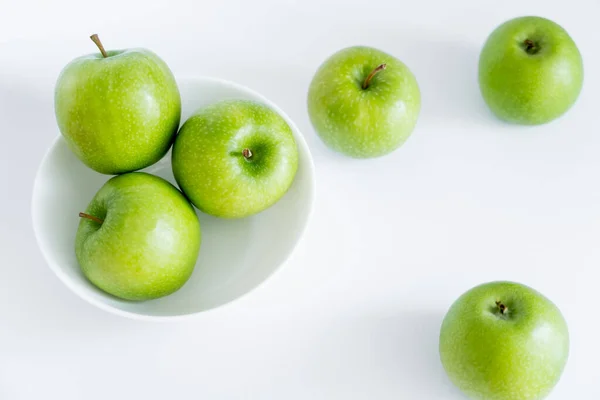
[1,0,599,398]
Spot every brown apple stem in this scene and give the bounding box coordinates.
[90,34,108,58]
[79,212,104,224]
[242,148,253,160]
[495,301,507,315]
[524,39,536,54]
[362,63,387,89]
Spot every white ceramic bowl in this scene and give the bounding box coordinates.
[32,77,316,320]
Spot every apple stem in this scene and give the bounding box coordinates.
[90,34,108,58]
[362,64,387,89]
[242,148,253,160]
[495,301,507,315]
[79,212,104,224]
[524,39,537,54]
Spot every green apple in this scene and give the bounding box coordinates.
[440,281,569,400]
[172,100,298,218]
[307,46,421,158]
[479,16,583,125]
[55,34,181,174]
[76,172,201,301]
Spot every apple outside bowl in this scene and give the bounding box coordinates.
[31,77,316,321]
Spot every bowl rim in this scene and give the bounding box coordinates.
[31,75,317,322]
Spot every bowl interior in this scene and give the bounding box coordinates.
[32,77,315,319]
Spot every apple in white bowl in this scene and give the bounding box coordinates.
[172,99,298,218]
[55,34,181,174]
[32,77,316,320]
[76,172,201,301]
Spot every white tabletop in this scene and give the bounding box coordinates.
[1,0,598,398]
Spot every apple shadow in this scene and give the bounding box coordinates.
[413,30,501,126]
[386,34,498,127]
[205,31,506,168]
[189,63,348,166]
[296,310,464,397]
[0,78,144,339]
[303,26,506,129]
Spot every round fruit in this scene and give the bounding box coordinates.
[172,100,298,218]
[55,35,181,174]
[307,46,421,158]
[479,16,583,125]
[76,173,201,301]
[440,281,569,400]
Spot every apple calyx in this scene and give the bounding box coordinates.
[90,34,108,58]
[79,212,104,224]
[495,300,508,315]
[362,63,387,89]
[242,148,253,160]
[523,39,539,55]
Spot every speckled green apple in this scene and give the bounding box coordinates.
[307,46,421,158]
[172,100,298,218]
[440,281,569,400]
[55,34,181,174]
[76,173,201,301]
[479,16,583,125]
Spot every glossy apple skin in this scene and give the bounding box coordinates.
[440,281,569,400]
[307,46,421,158]
[479,16,583,125]
[55,48,181,174]
[172,100,298,219]
[76,173,201,301]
